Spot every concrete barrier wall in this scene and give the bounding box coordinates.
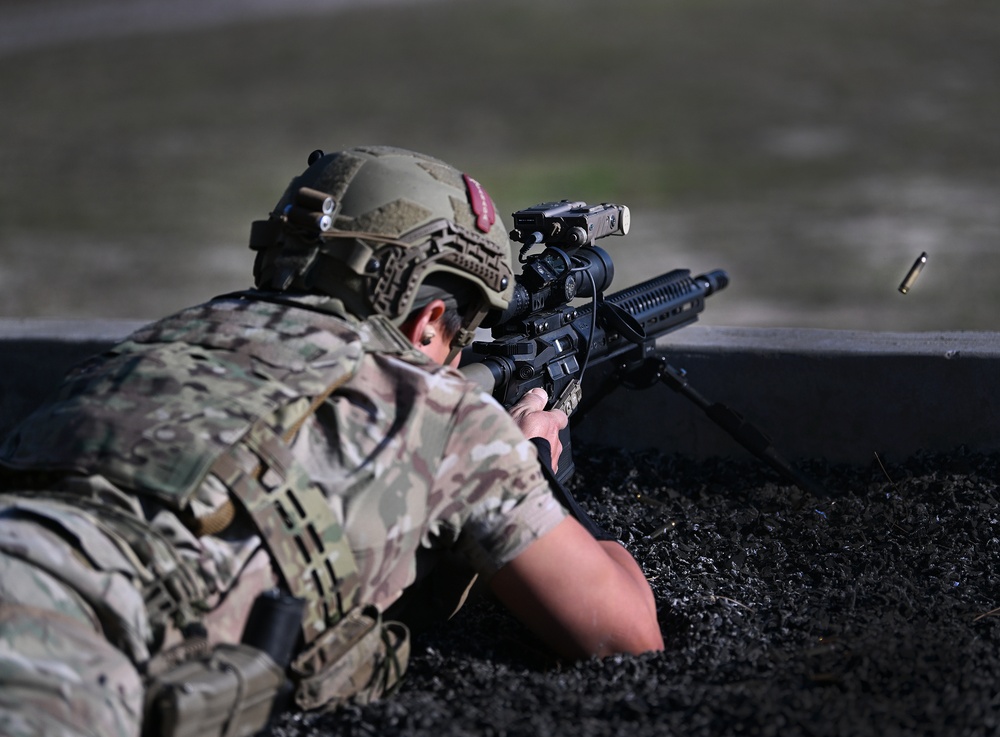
[0,318,146,442]
[2,319,998,466]
[574,327,1000,466]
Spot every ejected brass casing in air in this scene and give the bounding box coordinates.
[899,252,927,294]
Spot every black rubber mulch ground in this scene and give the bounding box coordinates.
[268,445,1000,737]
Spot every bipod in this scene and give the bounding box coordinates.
[622,356,827,498]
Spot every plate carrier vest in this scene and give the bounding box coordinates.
[0,293,418,655]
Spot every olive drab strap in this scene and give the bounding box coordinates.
[209,422,361,643]
[289,605,409,711]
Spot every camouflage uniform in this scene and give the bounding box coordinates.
[0,292,566,737]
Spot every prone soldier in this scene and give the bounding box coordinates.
[0,146,663,737]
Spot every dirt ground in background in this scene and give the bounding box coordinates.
[2,0,1000,330]
[259,445,1000,737]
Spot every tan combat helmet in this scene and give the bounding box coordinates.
[250,145,514,350]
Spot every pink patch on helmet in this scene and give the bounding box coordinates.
[463,173,496,233]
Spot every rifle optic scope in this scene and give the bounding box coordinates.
[482,244,614,329]
[485,200,631,330]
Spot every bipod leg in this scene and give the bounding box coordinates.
[645,358,827,498]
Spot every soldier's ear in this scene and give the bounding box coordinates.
[400,300,446,347]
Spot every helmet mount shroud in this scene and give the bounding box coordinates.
[250,146,515,350]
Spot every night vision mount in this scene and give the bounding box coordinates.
[485,200,633,330]
[509,200,630,251]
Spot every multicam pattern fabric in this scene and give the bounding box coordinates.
[0,490,274,737]
[0,296,369,512]
[0,292,566,735]
[0,519,146,737]
[0,294,383,640]
[293,348,568,613]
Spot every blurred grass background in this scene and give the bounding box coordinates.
[1,0,999,329]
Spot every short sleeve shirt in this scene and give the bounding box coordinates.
[291,350,567,611]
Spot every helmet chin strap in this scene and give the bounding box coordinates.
[445,301,489,365]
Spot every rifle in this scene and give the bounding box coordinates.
[461,200,824,497]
